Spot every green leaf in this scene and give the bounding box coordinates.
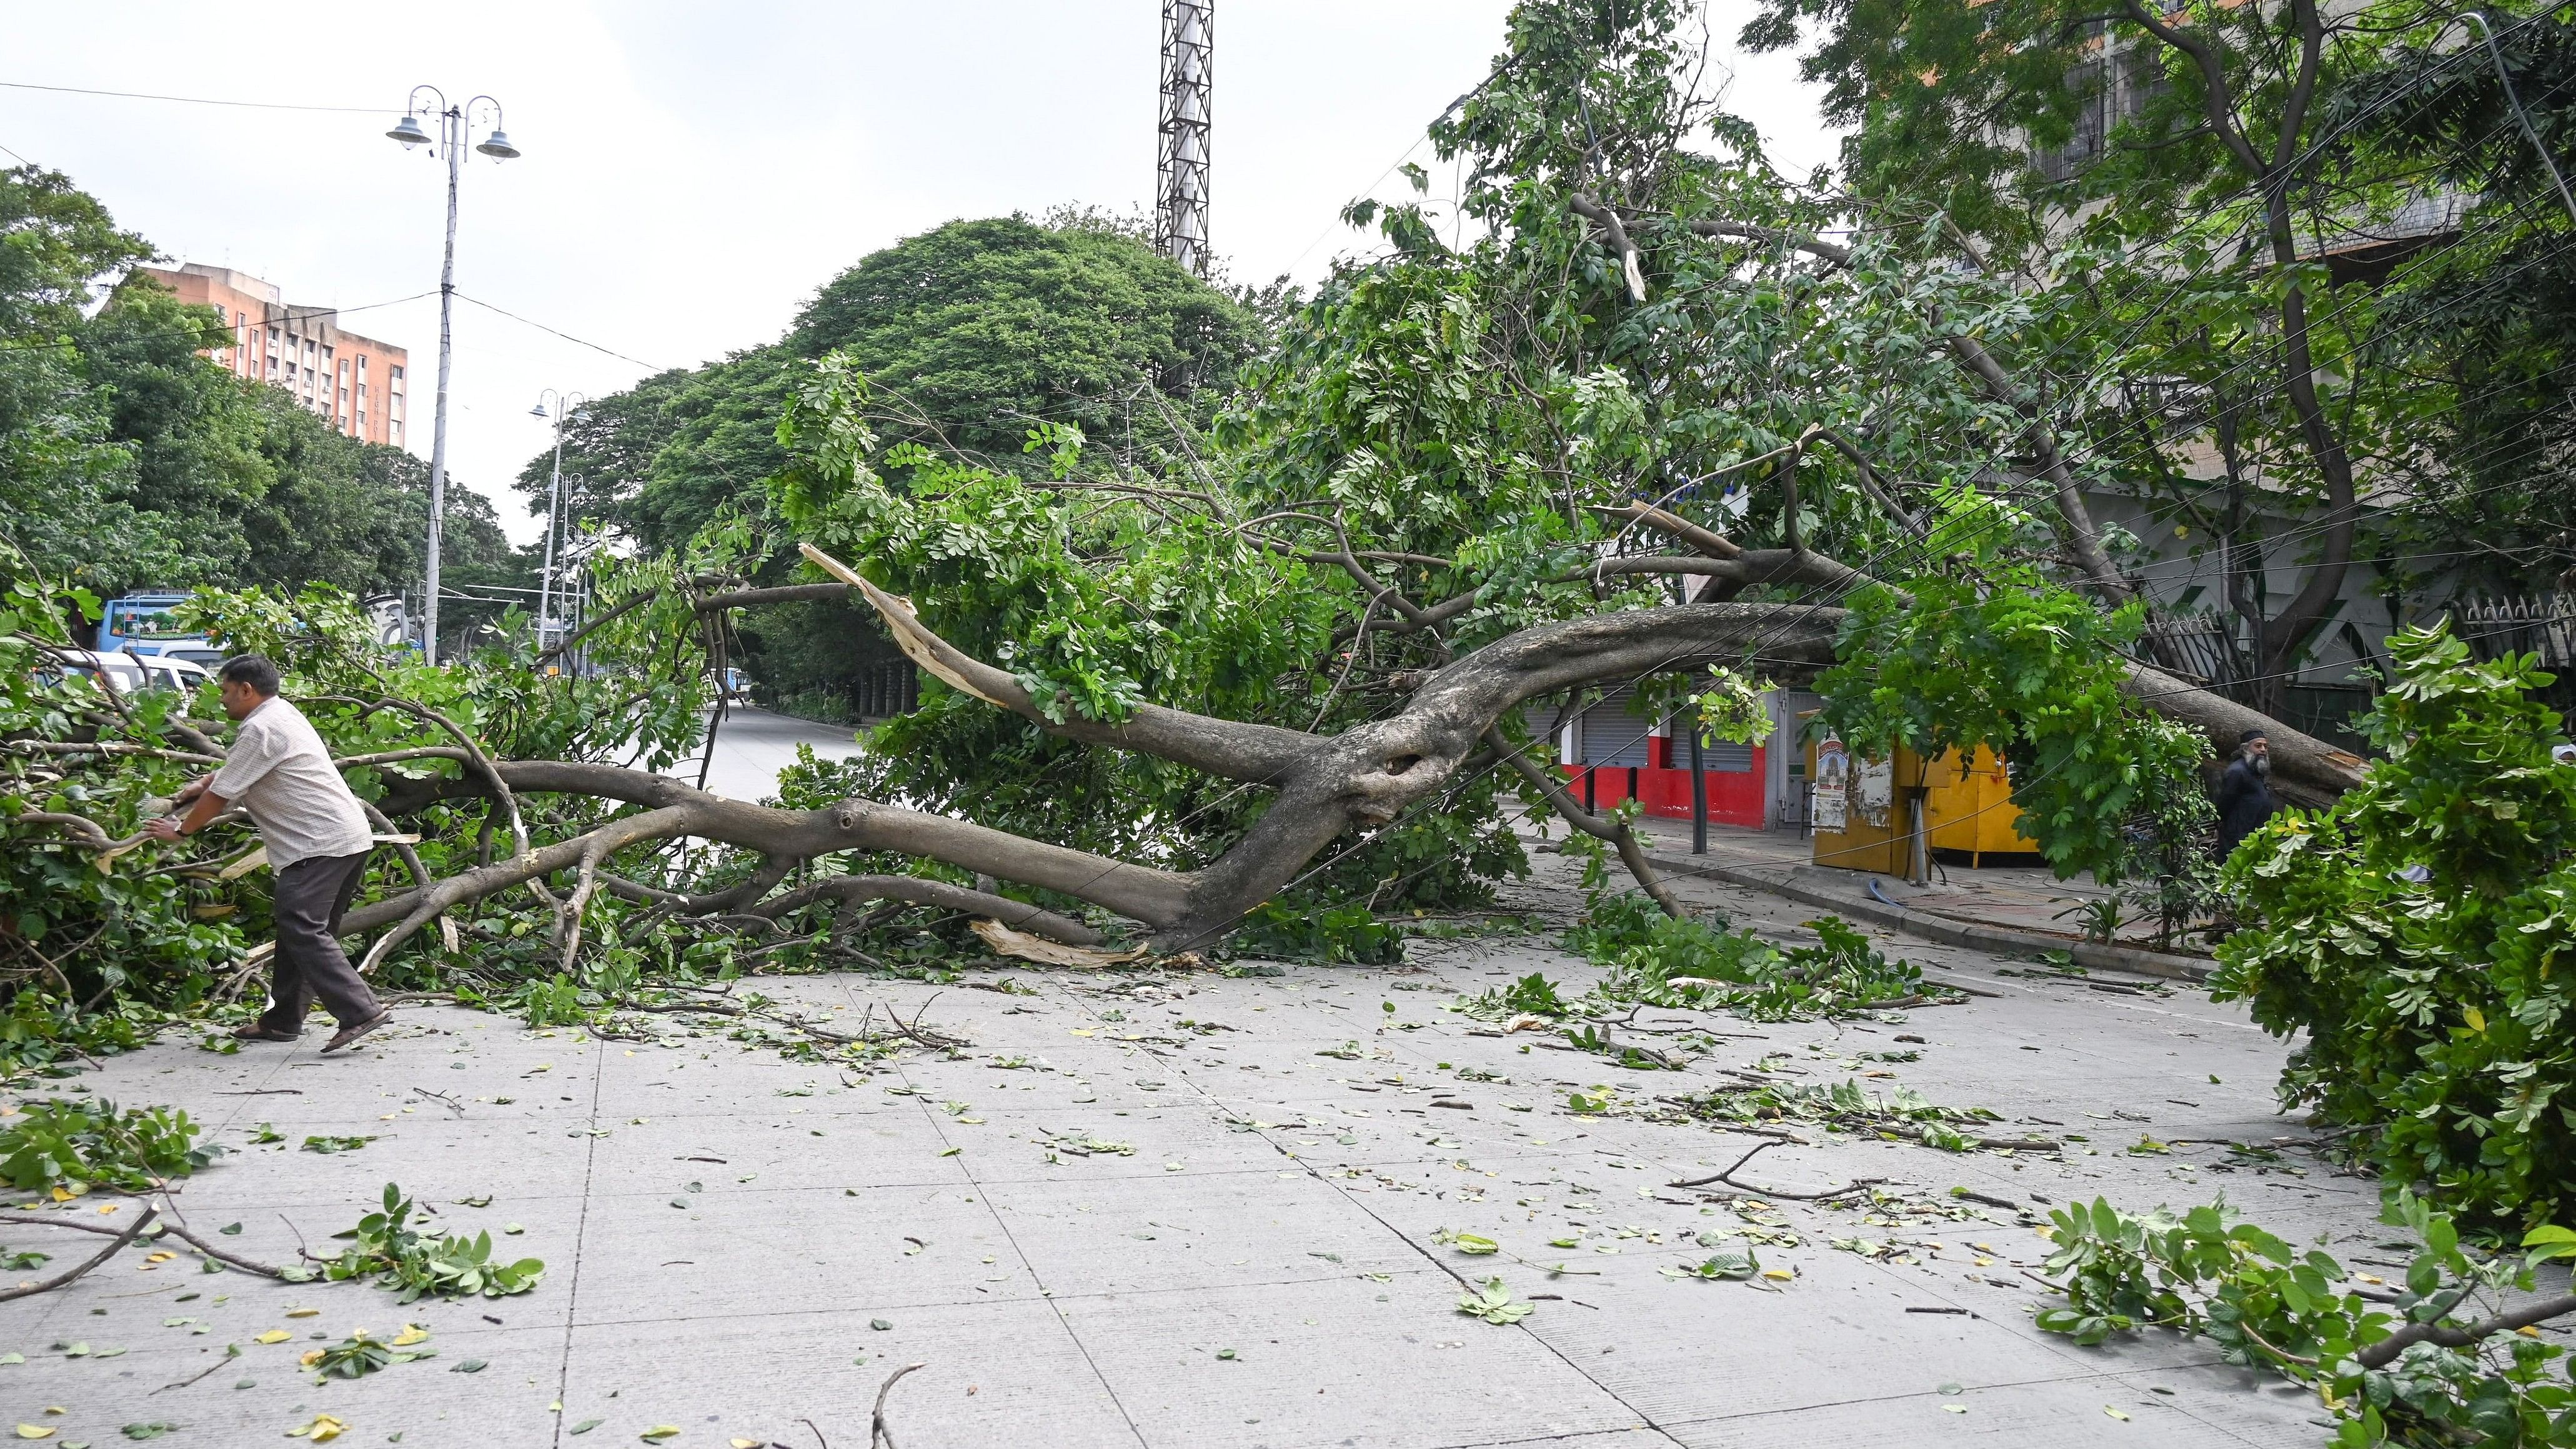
[1455,1276,1534,1325]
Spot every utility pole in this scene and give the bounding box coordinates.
[1156,0,1213,276]
[529,391,587,660]
[385,90,520,664]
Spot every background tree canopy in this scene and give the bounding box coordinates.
[519,209,1263,715]
[0,164,525,650]
[1739,0,2574,717]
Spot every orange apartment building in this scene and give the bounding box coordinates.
[135,263,409,450]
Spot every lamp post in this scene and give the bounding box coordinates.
[529,391,587,655]
[386,88,520,665]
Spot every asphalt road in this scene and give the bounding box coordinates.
[669,704,868,800]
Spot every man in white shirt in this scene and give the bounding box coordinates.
[147,655,392,1052]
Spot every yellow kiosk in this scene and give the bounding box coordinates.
[1805,729,2038,875]
[1922,743,2039,867]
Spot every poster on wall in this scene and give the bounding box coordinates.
[1856,755,1894,829]
[1813,733,1849,833]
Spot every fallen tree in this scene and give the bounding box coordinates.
[1,0,2373,1038]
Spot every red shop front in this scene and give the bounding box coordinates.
[1558,732,1768,828]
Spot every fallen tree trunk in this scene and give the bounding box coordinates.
[2122,660,2367,806]
[355,564,1845,955]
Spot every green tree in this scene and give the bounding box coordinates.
[1,165,514,609]
[2333,14,2576,614]
[1738,0,2562,713]
[789,214,1256,467]
[0,165,191,592]
[2214,624,2575,1228]
[518,212,1260,548]
[520,213,1261,714]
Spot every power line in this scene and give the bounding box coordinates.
[0,79,383,114]
[451,291,667,373]
[0,288,439,351]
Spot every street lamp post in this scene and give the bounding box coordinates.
[386,89,520,665]
[529,391,587,657]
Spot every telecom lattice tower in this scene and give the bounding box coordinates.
[1156,0,1213,276]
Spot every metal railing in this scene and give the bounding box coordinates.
[2445,592,2573,669]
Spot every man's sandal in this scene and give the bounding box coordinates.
[321,1010,394,1055]
[231,1024,299,1043]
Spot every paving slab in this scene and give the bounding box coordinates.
[2,849,2404,1447]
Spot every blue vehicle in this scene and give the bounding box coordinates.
[98,592,224,667]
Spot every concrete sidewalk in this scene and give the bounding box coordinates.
[1629,817,2215,980]
[3,854,2370,1448]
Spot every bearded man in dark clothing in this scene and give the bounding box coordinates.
[2214,728,2280,859]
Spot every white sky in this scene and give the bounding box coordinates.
[2,2,1835,545]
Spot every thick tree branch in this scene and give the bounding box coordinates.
[1686,217,1852,264]
[361,762,1196,934]
[1486,727,1686,917]
[738,874,1105,947]
[804,544,1320,787]
[1589,502,1743,559]
[2122,660,2365,804]
[694,582,860,612]
[1568,193,1649,301]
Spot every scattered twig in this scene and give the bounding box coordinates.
[2357,1292,2576,1370]
[410,1086,467,1117]
[2238,1318,2321,1367]
[153,1344,241,1393]
[0,1205,156,1301]
[156,1217,291,1278]
[1947,1135,2060,1152]
[1950,1188,2019,1211]
[870,1361,926,1449]
[279,1212,313,1262]
[1666,1138,1880,1199]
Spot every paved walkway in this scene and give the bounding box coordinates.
[668,705,869,802]
[5,854,2373,1448]
[1632,817,2119,932]
[1626,816,2220,968]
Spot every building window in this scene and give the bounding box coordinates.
[356,356,367,381]
[389,364,404,384]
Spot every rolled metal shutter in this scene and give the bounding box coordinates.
[1578,688,1654,767]
[1701,741,1755,772]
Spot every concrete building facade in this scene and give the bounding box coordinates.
[137,263,409,450]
